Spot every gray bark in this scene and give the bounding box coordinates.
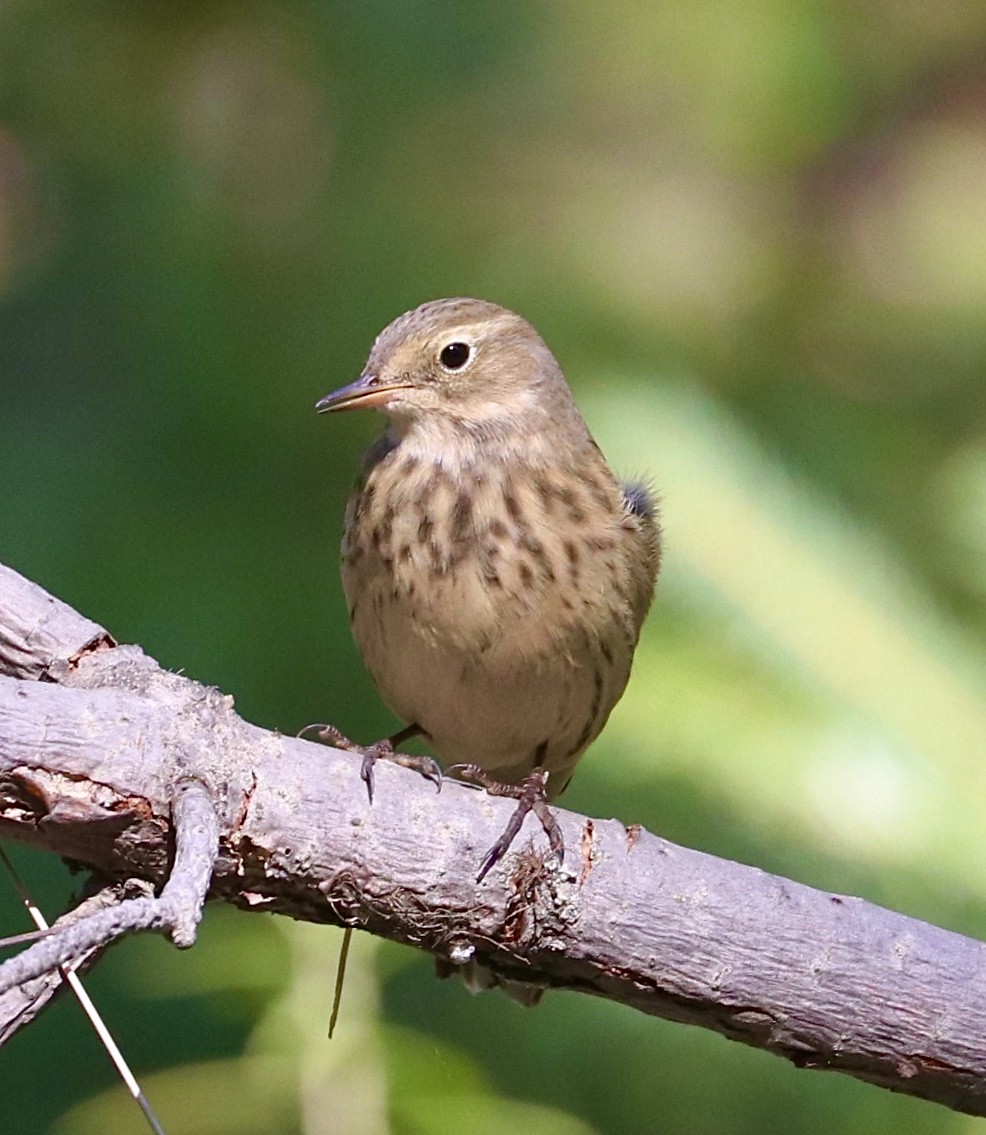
[0,879,153,1043]
[1,560,985,1115]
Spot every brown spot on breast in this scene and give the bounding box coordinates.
[489,518,508,539]
[428,540,447,574]
[372,511,395,558]
[563,539,581,584]
[503,489,522,525]
[398,543,412,563]
[418,514,434,542]
[558,484,587,524]
[451,490,473,541]
[586,534,616,552]
[533,475,556,513]
[518,561,534,587]
[414,480,435,510]
[521,533,556,582]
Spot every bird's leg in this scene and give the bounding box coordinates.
[448,765,564,883]
[299,722,442,803]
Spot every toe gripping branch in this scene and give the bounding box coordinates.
[0,777,220,1001]
[449,766,564,883]
[303,722,442,803]
[301,724,559,883]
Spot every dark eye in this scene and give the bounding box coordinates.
[439,342,471,370]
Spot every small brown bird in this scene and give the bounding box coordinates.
[316,298,660,877]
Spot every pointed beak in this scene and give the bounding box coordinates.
[315,373,414,414]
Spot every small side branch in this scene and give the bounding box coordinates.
[0,778,218,995]
[163,778,221,947]
[0,878,153,1044]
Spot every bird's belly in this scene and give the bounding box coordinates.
[346,559,631,791]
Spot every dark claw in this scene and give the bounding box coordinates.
[358,740,395,804]
[451,766,562,883]
[421,757,444,792]
[391,752,443,793]
[476,803,529,882]
[360,749,376,804]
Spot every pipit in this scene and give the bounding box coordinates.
[316,297,660,880]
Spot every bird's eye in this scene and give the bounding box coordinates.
[439,342,471,370]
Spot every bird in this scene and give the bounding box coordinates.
[315,297,661,881]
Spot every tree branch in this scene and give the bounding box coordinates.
[0,777,217,993]
[0,878,154,1043]
[1,560,985,1116]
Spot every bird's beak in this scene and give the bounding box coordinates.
[315,373,413,413]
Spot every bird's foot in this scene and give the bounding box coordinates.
[299,722,441,803]
[449,765,563,883]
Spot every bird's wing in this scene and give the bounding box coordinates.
[620,480,662,636]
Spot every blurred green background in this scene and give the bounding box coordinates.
[1,1,985,1132]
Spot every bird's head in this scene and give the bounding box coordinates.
[316,298,581,444]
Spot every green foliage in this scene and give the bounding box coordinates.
[2,2,985,1131]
